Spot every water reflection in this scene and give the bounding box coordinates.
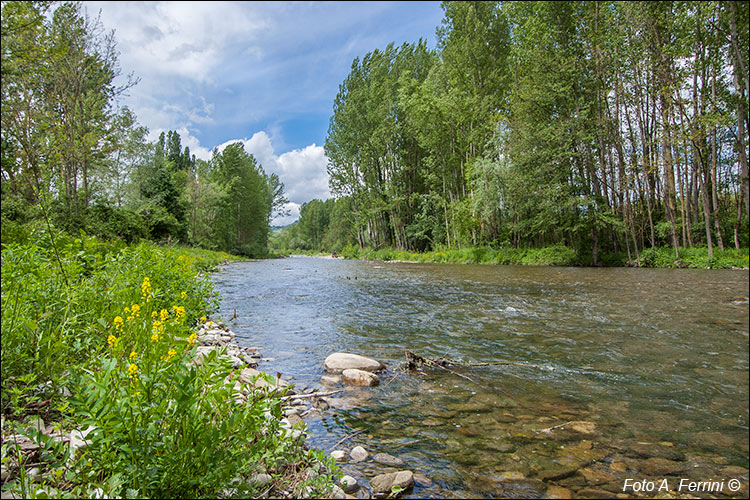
[212,257,749,498]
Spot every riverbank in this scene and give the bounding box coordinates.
[0,230,339,498]
[340,244,749,269]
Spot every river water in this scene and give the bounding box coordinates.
[211,256,749,498]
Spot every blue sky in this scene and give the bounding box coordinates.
[83,1,445,223]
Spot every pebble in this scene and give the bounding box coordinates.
[372,452,405,466]
[339,475,359,493]
[349,445,369,462]
[331,450,347,461]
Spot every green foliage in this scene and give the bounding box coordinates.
[1,230,336,498]
[0,228,232,417]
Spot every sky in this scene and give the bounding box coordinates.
[82,1,446,224]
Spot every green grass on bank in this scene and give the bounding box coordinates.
[339,243,749,269]
[1,226,336,499]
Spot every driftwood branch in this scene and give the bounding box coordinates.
[403,349,541,413]
[280,389,343,401]
[328,429,365,451]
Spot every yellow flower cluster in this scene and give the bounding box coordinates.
[160,309,169,322]
[172,305,185,323]
[107,334,119,349]
[129,351,138,362]
[181,291,187,300]
[187,333,197,346]
[113,316,124,331]
[161,348,177,361]
[200,316,207,324]
[141,277,152,302]
[127,363,139,379]
[151,320,165,342]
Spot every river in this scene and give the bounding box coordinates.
[211,256,749,498]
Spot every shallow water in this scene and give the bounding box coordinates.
[211,257,749,498]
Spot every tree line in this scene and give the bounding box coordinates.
[316,0,748,264]
[1,2,286,257]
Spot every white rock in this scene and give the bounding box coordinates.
[339,475,358,493]
[320,375,341,386]
[341,369,379,387]
[349,445,369,462]
[323,353,384,373]
[251,473,272,485]
[328,485,347,499]
[330,450,347,461]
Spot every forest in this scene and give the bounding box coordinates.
[275,0,749,266]
[1,2,288,257]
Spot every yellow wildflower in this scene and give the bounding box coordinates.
[141,277,152,301]
[131,304,141,317]
[151,332,159,342]
[113,316,124,331]
[107,334,119,349]
[160,309,169,322]
[181,291,187,300]
[187,333,197,346]
[172,305,186,323]
[129,351,138,362]
[124,307,130,314]
[152,311,158,319]
[161,348,177,361]
[127,363,139,378]
[200,316,207,323]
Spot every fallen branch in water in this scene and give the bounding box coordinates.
[403,349,541,413]
[404,349,548,371]
[280,389,343,401]
[328,429,365,451]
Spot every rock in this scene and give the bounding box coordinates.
[535,465,580,482]
[627,442,685,461]
[350,445,369,462]
[576,488,617,498]
[4,434,39,452]
[546,485,573,499]
[239,367,262,384]
[495,471,525,481]
[321,375,342,386]
[239,367,289,389]
[0,465,9,482]
[372,452,405,466]
[339,475,359,493]
[28,467,41,482]
[370,471,414,498]
[68,426,96,460]
[413,472,432,487]
[251,473,272,485]
[323,353,384,373]
[330,450,347,461]
[579,467,616,485]
[193,346,218,364]
[328,485,347,499]
[24,416,47,434]
[284,408,299,417]
[639,457,688,476]
[341,369,379,387]
[287,413,305,427]
[568,421,596,434]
